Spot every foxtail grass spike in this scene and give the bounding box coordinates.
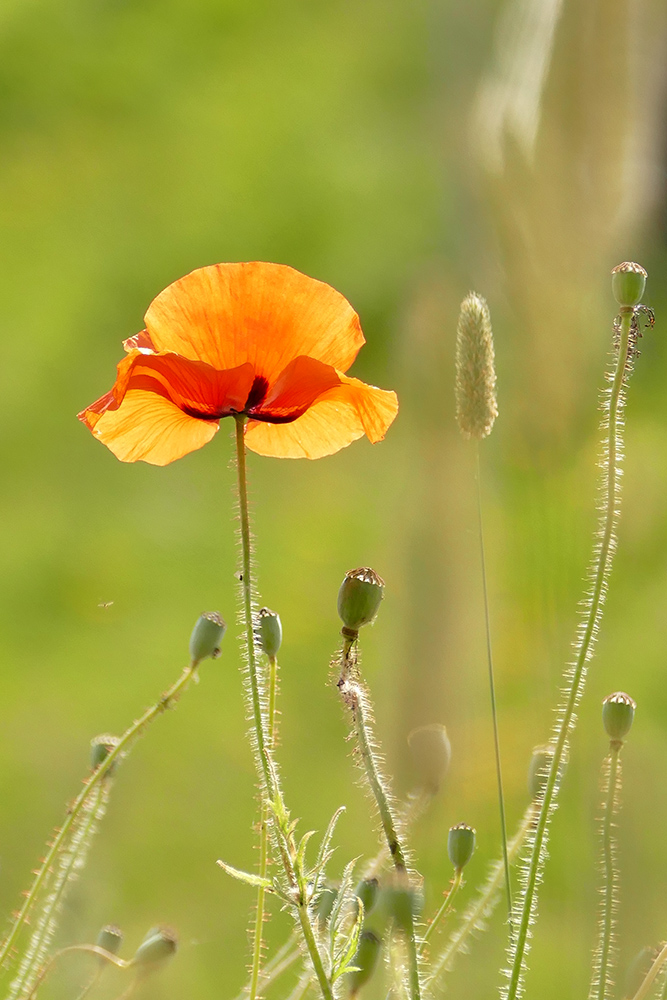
[455,292,498,440]
[502,266,652,1000]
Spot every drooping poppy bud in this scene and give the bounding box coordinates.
[349,930,382,996]
[528,744,554,801]
[611,262,647,308]
[337,568,384,632]
[131,926,178,970]
[189,612,226,666]
[96,924,123,957]
[602,692,636,742]
[408,724,451,794]
[379,878,422,935]
[90,734,121,776]
[455,292,498,440]
[447,824,476,871]
[256,607,282,657]
[354,878,379,916]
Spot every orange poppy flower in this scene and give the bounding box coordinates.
[79,263,398,464]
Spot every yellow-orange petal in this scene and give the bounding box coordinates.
[85,389,219,465]
[143,262,365,382]
[252,356,342,421]
[244,375,398,459]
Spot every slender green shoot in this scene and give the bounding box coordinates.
[589,743,622,1000]
[420,870,463,953]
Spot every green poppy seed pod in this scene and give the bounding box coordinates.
[354,878,379,916]
[337,568,385,632]
[96,924,123,957]
[90,734,121,775]
[408,724,452,794]
[314,885,338,926]
[611,262,647,308]
[256,607,282,657]
[455,292,498,440]
[447,824,476,871]
[132,926,178,970]
[349,930,382,996]
[602,692,636,742]
[189,612,226,665]
[528,744,555,801]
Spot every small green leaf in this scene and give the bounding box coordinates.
[216,860,272,890]
[332,899,364,982]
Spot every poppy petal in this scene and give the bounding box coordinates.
[123,330,156,353]
[244,375,398,459]
[84,389,219,465]
[252,356,342,422]
[144,263,364,381]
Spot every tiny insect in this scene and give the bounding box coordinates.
[98,601,114,609]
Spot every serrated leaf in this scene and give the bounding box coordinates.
[332,899,364,982]
[329,858,359,954]
[312,806,346,889]
[217,860,273,890]
[296,830,316,876]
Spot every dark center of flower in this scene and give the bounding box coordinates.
[244,375,269,412]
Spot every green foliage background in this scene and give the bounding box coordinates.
[1,0,666,997]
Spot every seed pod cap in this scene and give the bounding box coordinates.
[132,925,178,969]
[602,691,636,741]
[96,924,123,957]
[337,568,384,631]
[256,607,282,657]
[611,262,647,307]
[447,823,476,871]
[189,612,226,665]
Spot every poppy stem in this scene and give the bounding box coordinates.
[420,869,463,953]
[504,307,635,1000]
[475,442,513,940]
[233,416,334,1000]
[589,742,623,1000]
[0,663,197,974]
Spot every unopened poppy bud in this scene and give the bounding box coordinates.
[602,692,636,742]
[528,744,554,801]
[611,262,647,308]
[256,607,282,657]
[349,930,382,996]
[96,924,123,957]
[337,568,384,632]
[447,824,476,871]
[408,724,451,794]
[132,926,178,969]
[380,880,422,935]
[189,612,226,665]
[355,878,379,916]
[314,885,338,925]
[90,734,120,776]
[455,292,498,440]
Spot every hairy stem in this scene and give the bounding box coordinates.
[249,654,279,1000]
[234,416,333,1000]
[505,309,633,1000]
[338,657,421,1000]
[631,942,667,1000]
[420,869,462,953]
[589,744,622,1000]
[428,803,536,987]
[0,663,197,972]
[476,443,512,937]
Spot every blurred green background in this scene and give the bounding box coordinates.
[1,0,667,997]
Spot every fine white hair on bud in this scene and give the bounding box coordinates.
[455,292,498,440]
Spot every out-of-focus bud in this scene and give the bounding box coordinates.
[611,262,647,308]
[256,607,282,658]
[189,612,226,666]
[90,735,121,776]
[602,692,636,742]
[447,824,476,871]
[337,568,384,632]
[354,878,379,916]
[528,744,555,801]
[131,926,178,970]
[379,878,422,935]
[408,724,451,794]
[624,944,658,999]
[349,930,382,996]
[96,924,123,957]
[314,885,338,926]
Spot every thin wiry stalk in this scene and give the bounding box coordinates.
[0,663,197,974]
[420,870,462,953]
[8,781,111,1000]
[503,309,635,1000]
[249,653,280,1000]
[233,416,333,1000]
[337,639,421,1000]
[589,745,623,1000]
[475,443,512,937]
[630,942,667,1000]
[25,944,128,1000]
[428,803,536,987]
